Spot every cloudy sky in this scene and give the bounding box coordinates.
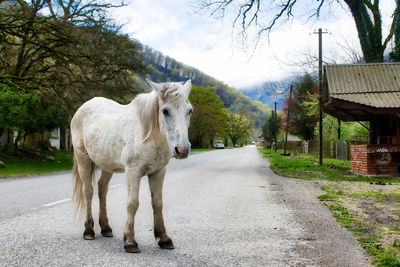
[110,0,396,89]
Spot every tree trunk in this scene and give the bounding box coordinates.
[60,128,66,150]
[344,0,383,62]
[391,1,400,61]
[14,130,22,152]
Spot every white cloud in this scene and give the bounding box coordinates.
[109,1,396,88]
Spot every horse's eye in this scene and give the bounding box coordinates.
[188,109,193,115]
[162,108,169,116]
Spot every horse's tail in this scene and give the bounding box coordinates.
[72,156,95,215]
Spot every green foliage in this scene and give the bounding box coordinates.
[224,112,251,146]
[262,111,281,142]
[0,0,145,150]
[188,85,227,148]
[288,74,318,141]
[315,115,370,142]
[299,75,369,142]
[0,83,67,134]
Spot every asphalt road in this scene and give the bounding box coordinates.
[0,146,370,266]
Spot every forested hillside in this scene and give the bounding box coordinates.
[0,0,269,151]
[140,46,270,128]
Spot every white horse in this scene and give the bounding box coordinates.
[70,79,192,253]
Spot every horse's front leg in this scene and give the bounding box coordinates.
[123,167,142,253]
[148,168,174,249]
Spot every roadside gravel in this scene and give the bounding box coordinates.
[260,159,371,266]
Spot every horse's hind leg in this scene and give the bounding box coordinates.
[77,154,96,240]
[148,168,174,249]
[98,170,113,237]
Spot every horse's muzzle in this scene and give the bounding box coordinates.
[173,145,190,159]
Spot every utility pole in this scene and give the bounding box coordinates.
[313,28,328,166]
[274,101,277,152]
[284,83,293,156]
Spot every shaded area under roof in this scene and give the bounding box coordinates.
[323,63,400,121]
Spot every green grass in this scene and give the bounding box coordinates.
[349,190,400,202]
[191,148,216,152]
[258,147,400,183]
[0,150,73,177]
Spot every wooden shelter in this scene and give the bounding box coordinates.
[323,63,400,175]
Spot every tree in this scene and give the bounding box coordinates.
[224,112,251,146]
[199,0,399,63]
[283,74,318,141]
[390,0,400,61]
[188,85,227,148]
[298,77,370,142]
[262,109,282,146]
[0,0,145,109]
[0,0,145,150]
[0,83,67,150]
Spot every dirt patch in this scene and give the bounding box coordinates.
[303,171,327,177]
[360,201,398,226]
[316,180,400,261]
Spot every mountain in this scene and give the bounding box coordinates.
[238,75,318,110]
[140,45,270,128]
[239,80,292,110]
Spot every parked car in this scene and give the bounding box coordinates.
[215,140,224,149]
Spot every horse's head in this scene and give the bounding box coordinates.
[147,79,193,159]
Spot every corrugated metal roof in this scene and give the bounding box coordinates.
[325,63,400,108]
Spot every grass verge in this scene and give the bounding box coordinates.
[258,147,399,183]
[0,150,73,177]
[258,147,400,266]
[191,148,216,152]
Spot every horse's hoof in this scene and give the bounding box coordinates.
[101,231,113,237]
[84,234,95,240]
[158,238,174,249]
[124,241,140,253]
[101,226,113,237]
[83,229,95,240]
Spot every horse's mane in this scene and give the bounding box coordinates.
[133,91,159,142]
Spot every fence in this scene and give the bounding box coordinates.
[282,140,368,160]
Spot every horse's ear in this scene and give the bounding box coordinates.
[183,79,192,98]
[146,78,163,91]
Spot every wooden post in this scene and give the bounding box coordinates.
[313,28,328,166]
[284,83,293,155]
